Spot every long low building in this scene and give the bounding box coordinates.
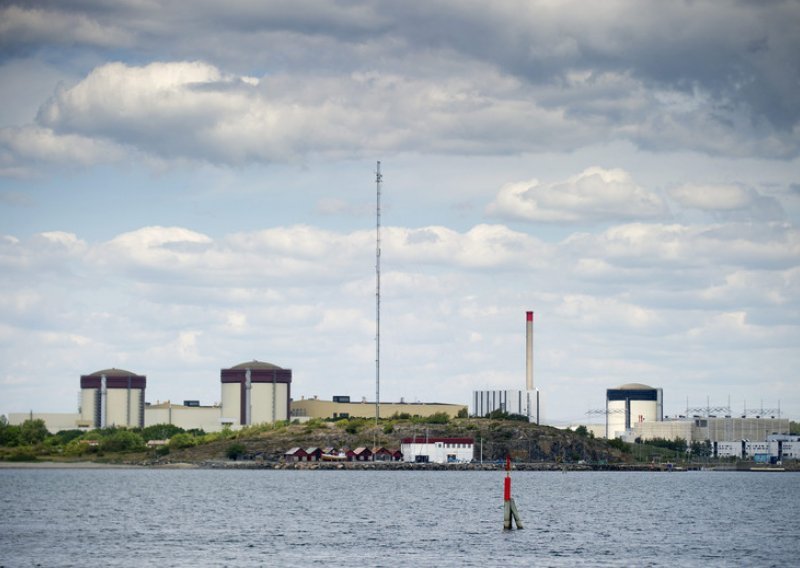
[7,412,85,433]
[629,416,790,443]
[290,396,466,420]
[400,437,474,464]
[145,401,225,432]
[715,436,800,460]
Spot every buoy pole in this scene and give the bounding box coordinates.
[503,455,523,530]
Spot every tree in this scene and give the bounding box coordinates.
[141,423,185,441]
[19,419,49,445]
[49,429,85,446]
[0,415,21,447]
[457,408,469,419]
[690,440,712,458]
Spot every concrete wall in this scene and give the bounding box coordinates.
[220,383,241,425]
[105,388,142,428]
[630,400,659,427]
[630,420,693,442]
[607,400,627,438]
[145,404,224,433]
[291,398,466,420]
[251,382,289,424]
[7,412,83,433]
[80,389,96,425]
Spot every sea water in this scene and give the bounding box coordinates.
[1,469,797,567]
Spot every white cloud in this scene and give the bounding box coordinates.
[0,126,124,171]
[668,183,785,221]
[566,222,800,269]
[0,217,797,419]
[670,183,754,211]
[487,167,667,223]
[555,294,662,331]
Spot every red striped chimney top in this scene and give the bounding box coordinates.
[527,311,533,321]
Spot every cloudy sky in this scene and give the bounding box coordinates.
[1,1,798,425]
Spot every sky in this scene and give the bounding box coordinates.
[1,1,798,425]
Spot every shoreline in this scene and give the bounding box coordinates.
[2,460,795,472]
[0,461,198,469]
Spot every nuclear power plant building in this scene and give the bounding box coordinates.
[220,360,292,426]
[8,360,292,433]
[606,383,663,439]
[80,368,147,429]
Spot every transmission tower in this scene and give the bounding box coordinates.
[375,161,382,426]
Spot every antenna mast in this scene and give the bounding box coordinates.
[375,161,382,426]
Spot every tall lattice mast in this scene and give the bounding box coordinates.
[375,161,382,425]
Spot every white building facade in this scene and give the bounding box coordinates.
[606,383,663,439]
[714,436,800,461]
[400,437,474,464]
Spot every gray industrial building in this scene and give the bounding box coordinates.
[630,416,790,444]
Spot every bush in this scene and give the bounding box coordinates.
[344,419,366,434]
[169,433,196,449]
[425,412,450,425]
[304,418,326,432]
[457,408,469,419]
[99,430,146,453]
[6,448,38,462]
[64,439,92,456]
[574,425,590,437]
[643,437,687,452]
[226,443,246,460]
[607,438,630,453]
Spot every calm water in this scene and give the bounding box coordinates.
[1,469,797,567]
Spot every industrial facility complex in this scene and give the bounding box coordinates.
[9,360,294,433]
[8,359,465,434]
[471,311,540,423]
[5,309,796,463]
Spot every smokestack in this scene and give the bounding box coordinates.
[526,311,534,391]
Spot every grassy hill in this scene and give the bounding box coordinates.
[158,418,625,465]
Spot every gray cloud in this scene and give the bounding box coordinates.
[0,1,795,170]
[669,183,785,221]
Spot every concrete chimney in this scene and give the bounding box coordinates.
[526,311,534,391]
